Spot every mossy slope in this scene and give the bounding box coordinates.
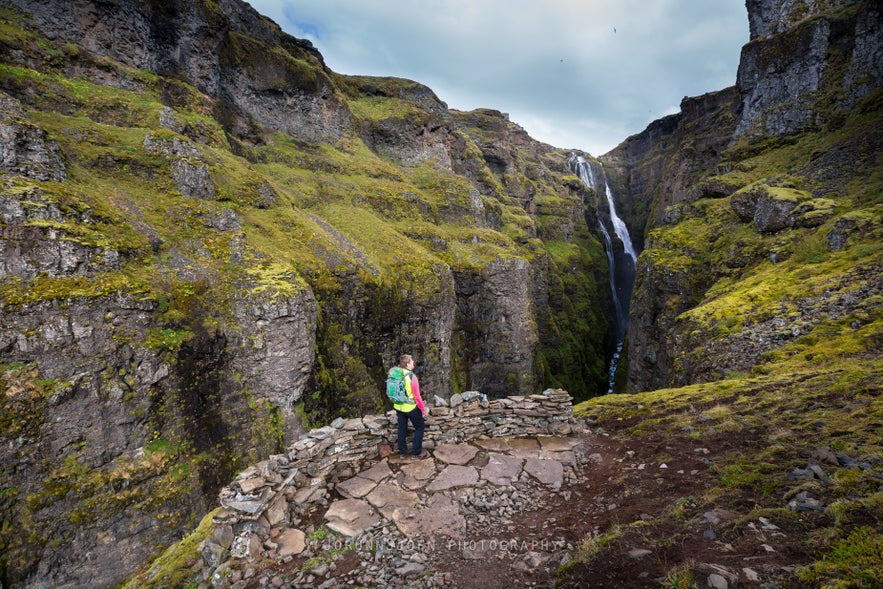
[0,4,609,586]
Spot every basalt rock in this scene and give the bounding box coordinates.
[612,0,882,393]
[0,93,66,182]
[736,0,883,139]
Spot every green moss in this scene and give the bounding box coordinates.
[120,508,218,589]
[797,526,883,588]
[220,31,321,93]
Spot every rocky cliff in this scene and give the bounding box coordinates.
[0,0,609,586]
[605,0,882,393]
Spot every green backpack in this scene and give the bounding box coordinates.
[386,369,412,404]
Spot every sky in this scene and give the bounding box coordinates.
[245,0,749,156]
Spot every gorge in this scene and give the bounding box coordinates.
[0,0,881,587]
[569,154,638,394]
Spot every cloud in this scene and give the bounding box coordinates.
[246,0,748,155]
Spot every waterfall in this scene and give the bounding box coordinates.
[568,153,638,394]
[605,181,638,263]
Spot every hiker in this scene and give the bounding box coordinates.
[389,354,429,459]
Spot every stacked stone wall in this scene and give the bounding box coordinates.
[207,389,573,563]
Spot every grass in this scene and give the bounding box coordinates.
[119,509,218,589]
[2,2,881,587]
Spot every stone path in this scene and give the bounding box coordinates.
[323,435,581,540]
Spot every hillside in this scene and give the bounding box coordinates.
[0,0,881,587]
[0,0,609,586]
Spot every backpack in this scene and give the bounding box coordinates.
[386,372,411,404]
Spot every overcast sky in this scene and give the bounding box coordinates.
[245,0,749,156]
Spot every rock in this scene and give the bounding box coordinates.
[395,562,425,578]
[276,529,306,557]
[336,475,378,499]
[400,457,438,489]
[293,484,326,506]
[426,465,479,492]
[212,524,235,549]
[836,453,858,467]
[365,481,420,517]
[460,391,483,402]
[474,438,511,452]
[707,573,728,589]
[506,437,542,459]
[481,453,523,486]
[524,458,564,490]
[324,499,380,537]
[628,548,652,559]
[171,159,216,199]
[786,467,814,480]
[536,436,580,452]
[808,463,829,481]
[0,95,67,181]
[238,477,268,494]
[265,495,288,527]
[392,494,466,538]
[827,217,858,251]
[230,532,261,560]
[359,460,394,482]
[200,539,227,570]
[434,443,479,465]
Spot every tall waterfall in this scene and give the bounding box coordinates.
[568,154,638,394]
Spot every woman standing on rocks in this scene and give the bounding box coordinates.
[391,354,429,459]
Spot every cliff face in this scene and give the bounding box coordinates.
[0,0,609,586]
[736,0,883,139]
[606,0,882,393]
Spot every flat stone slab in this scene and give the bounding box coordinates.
[434,443,479,465]
[540,449,576,464]
[335,475,378,499]
[324,498,380,537]
[293,484,324,506]
[359,460,393,482]
[537,436,580,452]
[474,438,511,452]
[481,453,523,486]
[400,458,438,490]
[524,458,564,490]
[400,457,437,480]
[426,465,479,492]
[276,528,306,557]
[366,481,420,517]
[392,494,466,539]
[506,437,542,459]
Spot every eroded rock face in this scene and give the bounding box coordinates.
[601,87,741,249]
[0,93,66,181]
[229,289,318,431]
[615,0,882,393]
[736,1,883,139]
[453,258,539,397]
[0,158,122,279]
[0,281,319,587]
[4,0,353,143]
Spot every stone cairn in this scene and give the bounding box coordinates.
[202,389,573,576]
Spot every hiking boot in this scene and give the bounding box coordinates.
[413,450,430,459]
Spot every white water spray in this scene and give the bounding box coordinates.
[568,153,638,394]
[605,181,637,263]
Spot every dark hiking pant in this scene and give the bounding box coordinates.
[396,407,425,456]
